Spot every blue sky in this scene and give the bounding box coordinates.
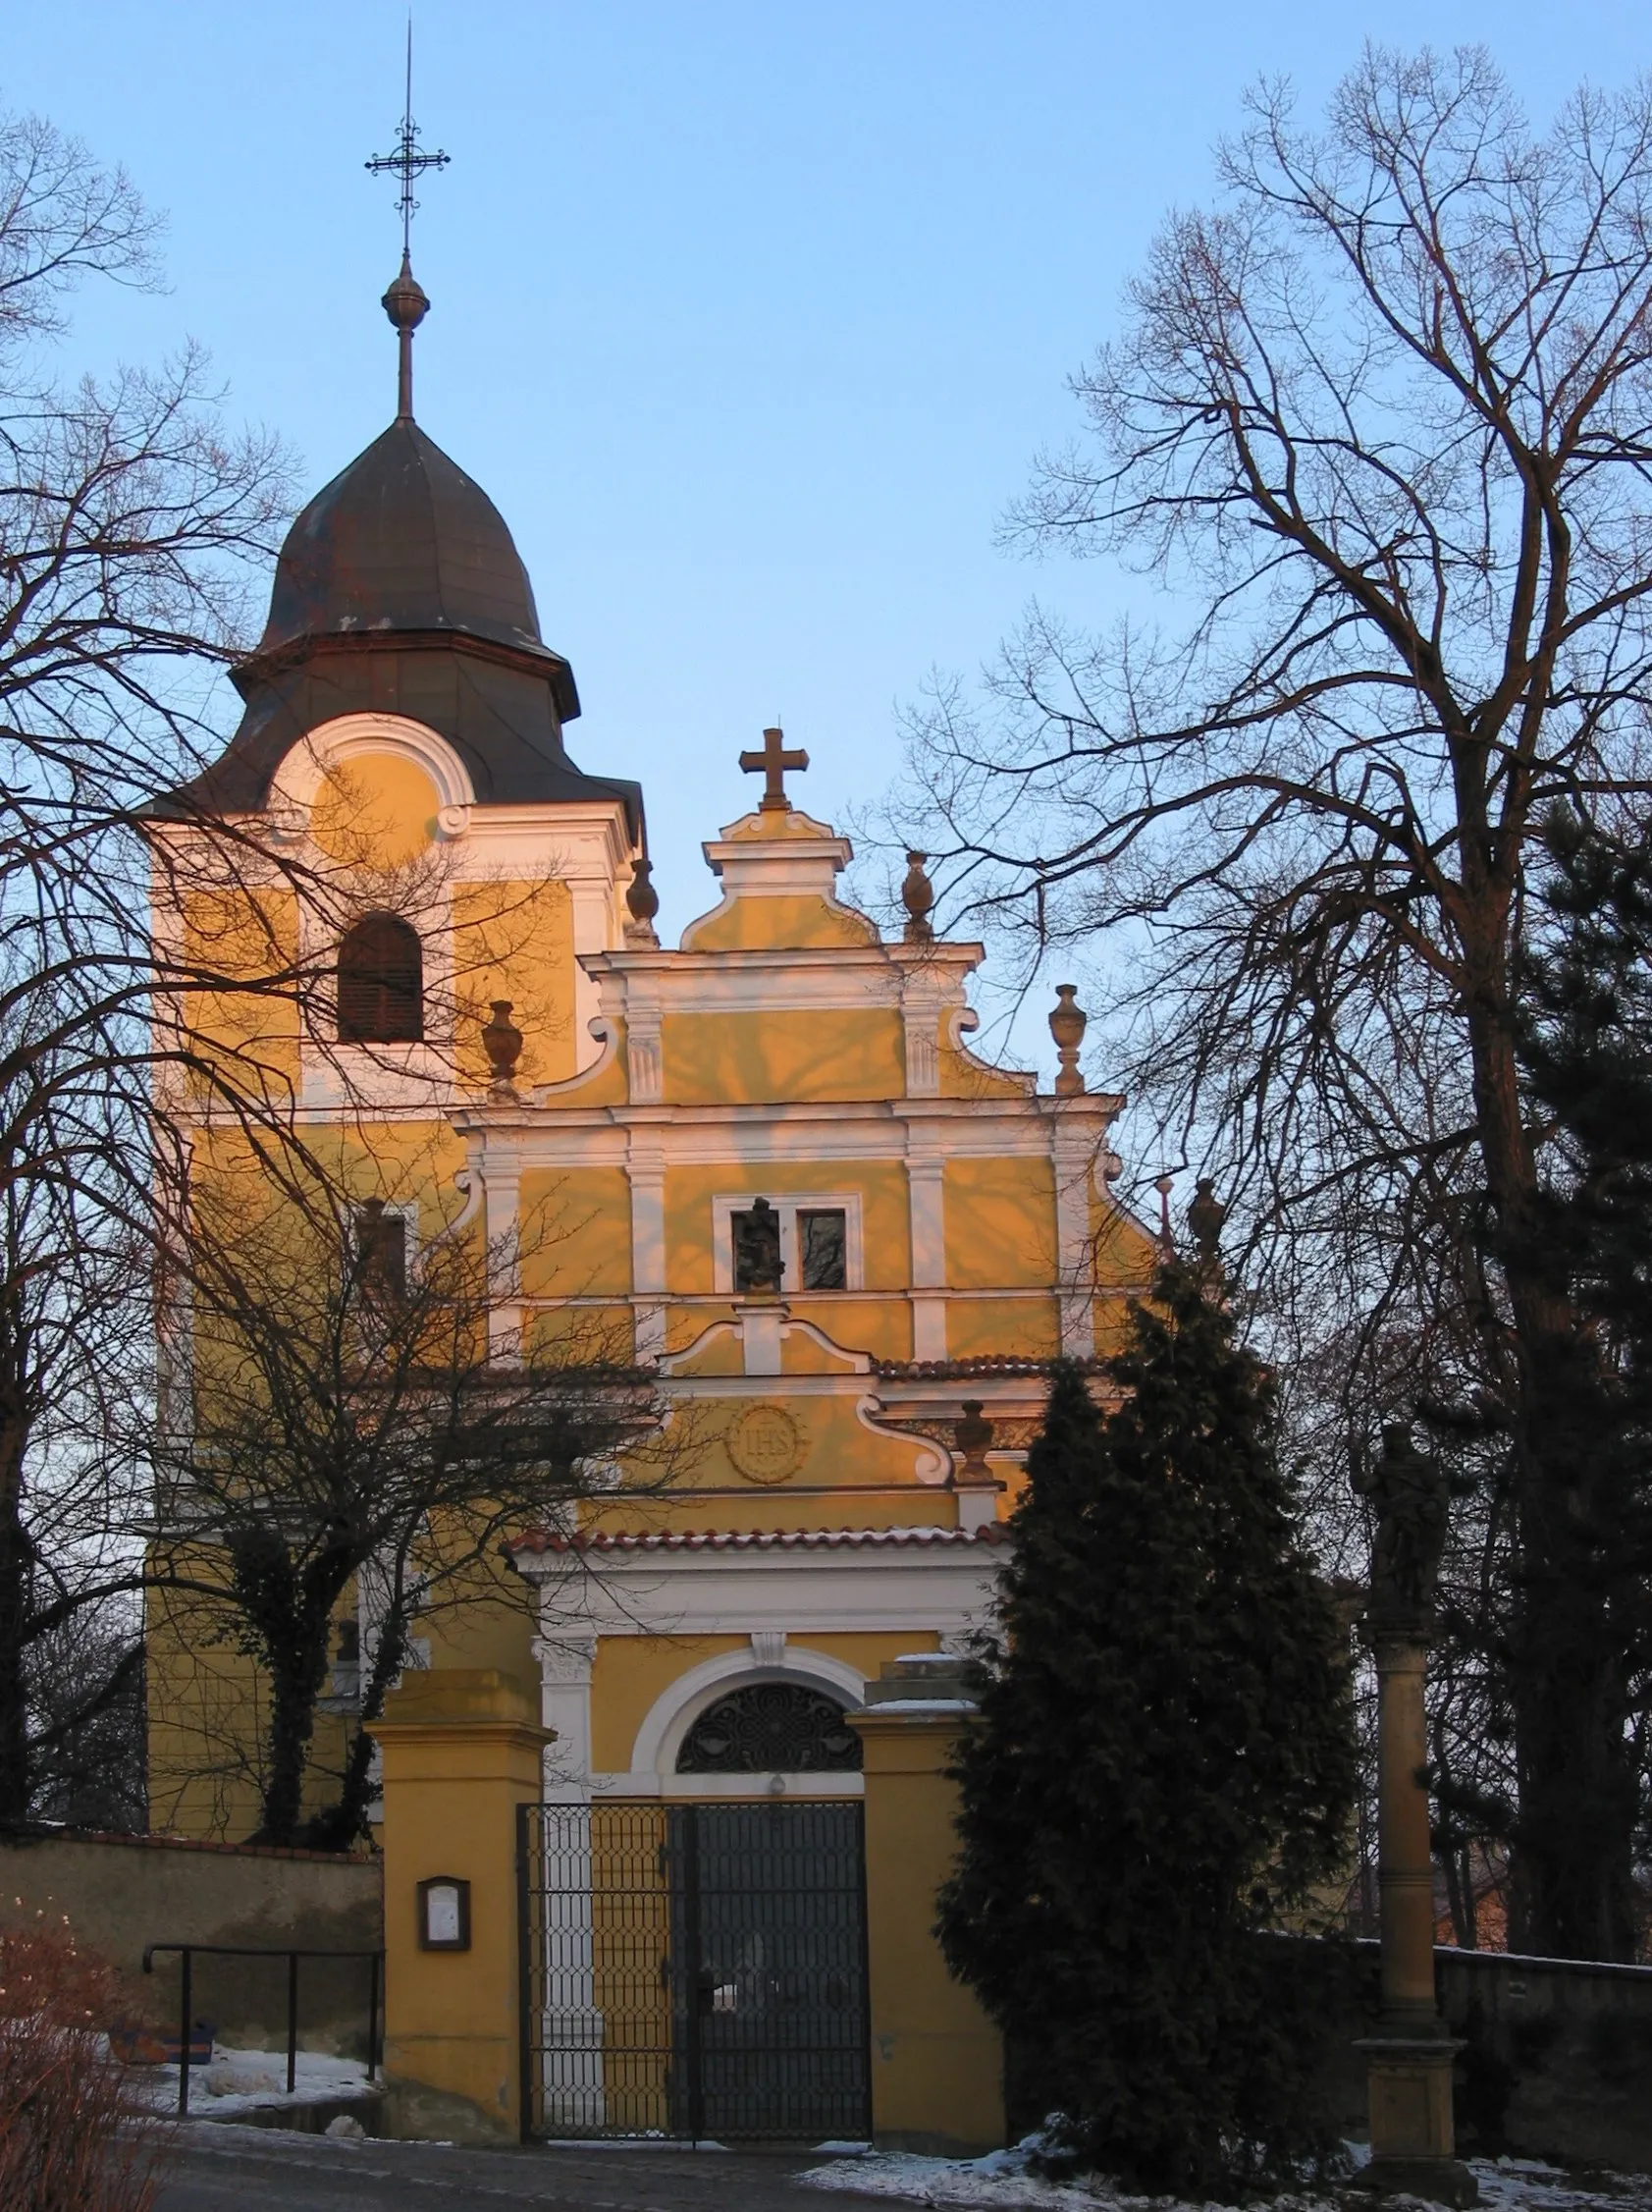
[6,2,1645,1053]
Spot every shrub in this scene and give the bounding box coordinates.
[0,1909,170,2211]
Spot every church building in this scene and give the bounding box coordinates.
[145,243,1158,1932]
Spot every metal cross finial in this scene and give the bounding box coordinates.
[738,727,810,812]
[365,21,451,260]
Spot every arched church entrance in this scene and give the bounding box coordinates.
[518,1691,870,2143]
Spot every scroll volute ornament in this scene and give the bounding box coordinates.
[481,999,523,1090]
[1048,984,1087,1095]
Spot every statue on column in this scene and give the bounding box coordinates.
[1353,1423,1452,1628]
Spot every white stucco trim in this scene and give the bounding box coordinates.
[450,1094,1122,1169]
[517,1538,1003,1641]
[626,1644,870,1779]
[709,1191,866,1295]
[266,712,477,829]
[596,1769,864,1801]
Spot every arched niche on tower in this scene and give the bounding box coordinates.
[264,711,476,858]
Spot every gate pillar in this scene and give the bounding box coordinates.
[368,1668,553,2143]
[848,1655,1004,2156]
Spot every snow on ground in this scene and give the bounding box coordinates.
[800,2139,1652,2212]
[1474,2161,1652,2212]
[124,2044,374,2118]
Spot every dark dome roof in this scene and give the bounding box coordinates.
[162,400,645,833]
[253,418,577,719]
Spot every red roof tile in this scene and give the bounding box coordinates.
[511,1523,1010,1556]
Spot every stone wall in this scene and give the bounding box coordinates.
[1008,1938,1652,2174]
[1439,1945,1652,2171]
[0,1828,383,2058]
[1307,1938,1652,2171]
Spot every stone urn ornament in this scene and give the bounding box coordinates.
[950,1399,1003,1531]
[901,851,935,943]
[1187,1176,1227,1269]
[1048,985,1088,1095]
[952,1400,993,1479]
[481,999,523,1091]
[625,856,661,947]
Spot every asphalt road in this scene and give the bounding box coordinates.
[152,2126,894,2212]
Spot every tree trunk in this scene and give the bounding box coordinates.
[255,1641,331,1847]
[1506,1345,1639,1960]
[300,1596,410,1852]
[0,1414,32,1824]
[1460,933,1639,1959]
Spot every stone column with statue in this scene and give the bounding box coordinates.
[1351,1424,1477,2205]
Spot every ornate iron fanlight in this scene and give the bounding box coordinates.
[676,1683,862,1774]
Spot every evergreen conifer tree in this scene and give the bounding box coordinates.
[938,1264,1357,2194]
[1498,807,1652,1952]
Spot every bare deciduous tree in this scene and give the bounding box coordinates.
[146,1174,681,1849]
[0,106,300,1824]
[898,46,1652,1955]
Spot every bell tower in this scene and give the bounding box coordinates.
[159,72,646,1088]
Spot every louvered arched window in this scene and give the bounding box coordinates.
[337,913,423,1043]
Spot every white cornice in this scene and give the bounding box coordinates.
[511,1538,1005,1640]
[450,1094,1122,1165]
[456,801,636,880]
[580,942,986,1023]
[584,943,984,981]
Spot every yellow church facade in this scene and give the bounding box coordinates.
[143,300,1158,1860]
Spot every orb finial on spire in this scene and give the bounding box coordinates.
[380,254,430,420]
[365,19,450,419]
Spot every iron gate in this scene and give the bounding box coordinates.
[517,1800,870,2141]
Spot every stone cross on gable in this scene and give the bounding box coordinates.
[739,726,809,812]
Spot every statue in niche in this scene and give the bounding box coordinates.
[733,1197,783,1295]
[1353,1422,1452,1627]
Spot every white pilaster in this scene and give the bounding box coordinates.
[907,1143,948,1363]
[955,1486,1002,1535]
[529,1631,605,2129]
[738,1301,787,1376]
[533,1634,599,1802]
[483,1154,524,1363]
[624,1008,663,1103]
[897,958,951,1100]
[567,878,614,1073]
[625,1134,666,1365]
[1051,1118,1099,1358]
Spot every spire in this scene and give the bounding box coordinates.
[365,20,450,421]
[381,253,429,421]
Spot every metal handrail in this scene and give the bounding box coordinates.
[140,1941,384,2116]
